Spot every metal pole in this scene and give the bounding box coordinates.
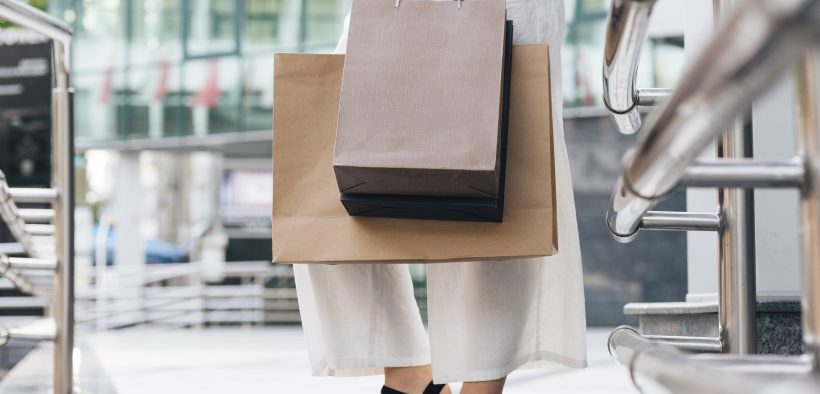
[683,159,805,188]
[636,87,672,107]
[641,211,721,232]
[795,50,820,370]
[717,115,757,355]
[714,0,756,356]
[51,39,74,394]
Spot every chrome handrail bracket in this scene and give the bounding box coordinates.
[603,0,658,134]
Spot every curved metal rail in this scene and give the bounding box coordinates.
[603,0,671,134]
[607,0,820,241]
[608,326,819,394]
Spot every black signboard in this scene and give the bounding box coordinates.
[0,29,52,188]
[0,29,52,244]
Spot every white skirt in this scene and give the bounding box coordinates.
[293,0,587,384]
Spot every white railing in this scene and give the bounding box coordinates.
[75,262,299,332]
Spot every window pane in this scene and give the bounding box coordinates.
[244,0,301,52]
[303,0,349,52]
[186,0,237,57]
[182,57,241,135]
[73,0,126,73]
[131,0,183,66]
[242,54,273,131]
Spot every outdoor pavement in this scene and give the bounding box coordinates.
[1,327,637,393]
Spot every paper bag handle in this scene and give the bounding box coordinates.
[395,0,464,10]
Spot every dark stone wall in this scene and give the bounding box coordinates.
[564,115,688,326]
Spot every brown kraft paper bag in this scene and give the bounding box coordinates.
[272,44,557,264]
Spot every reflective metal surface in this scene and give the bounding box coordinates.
[796,50,820,369]
[606,0,820,242]
[640,333,723,352]
[683,158,805,188]
[51,39,75,394]
[603,0,658,134]
[641,211,721,232]
[608,326,765,393]
[637,88,672,107]
[623,0,820,199]
[718,113,757,355]
[606,175,654,241]
[715,0,757,355]
[608,326,820,393]
[691,353,813,374]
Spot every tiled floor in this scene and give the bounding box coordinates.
[0,327,637,393]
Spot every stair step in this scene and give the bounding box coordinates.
[624,299,802,355]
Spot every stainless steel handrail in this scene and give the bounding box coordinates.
[608,327,820,393]
[607,0,820,241]
[608,35,820,394]
[603,0,667,134]
[0,1,75,393]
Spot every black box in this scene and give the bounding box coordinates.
[339,21,514,223]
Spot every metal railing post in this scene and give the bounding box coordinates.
[0,2,76,393]
[714,0,756,357]
[717,114,757,355]
[51,39,74,394]
[796,50,820,370]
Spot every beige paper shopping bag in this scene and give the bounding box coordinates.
[334,0,509,198]
[272,44,556,264]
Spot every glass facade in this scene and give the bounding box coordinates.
[46,0,683,143]
[47,0,351,143]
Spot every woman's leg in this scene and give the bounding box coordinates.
[385,365,452,394]
[462,378,506,394]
